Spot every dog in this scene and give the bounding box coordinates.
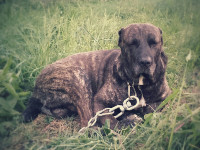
[23,23,171,129]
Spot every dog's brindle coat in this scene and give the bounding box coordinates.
[23,23,171,129]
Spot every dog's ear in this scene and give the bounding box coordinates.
[118,28,124,48]
[159,28,167,69]
[161,51,168,66]
[158,27,163,45]
[158,27,168,73]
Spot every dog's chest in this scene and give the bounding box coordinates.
[95,82,128,105]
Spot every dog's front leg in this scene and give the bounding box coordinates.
[76,100,94,128]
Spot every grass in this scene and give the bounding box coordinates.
[0,0,200,149]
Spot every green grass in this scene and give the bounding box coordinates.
[0,0,200,149]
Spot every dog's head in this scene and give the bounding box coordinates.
[118,23,168,85]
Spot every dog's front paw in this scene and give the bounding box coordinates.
[118,114,143,129]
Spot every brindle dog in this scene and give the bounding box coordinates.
[23,23,171,129]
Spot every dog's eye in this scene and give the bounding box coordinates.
[130,39,139,46]
[148,39,157,47]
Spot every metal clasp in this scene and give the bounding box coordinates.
[123,95,140,110]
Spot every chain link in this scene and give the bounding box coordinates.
[87,108,114,127]
[109,105,125,118]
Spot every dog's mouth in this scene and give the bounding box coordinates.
[120,63,155,85]
[134,73,154,86]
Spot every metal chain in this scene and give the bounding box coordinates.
[79,83,142,133]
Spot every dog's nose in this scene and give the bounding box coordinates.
[139,56,152,67]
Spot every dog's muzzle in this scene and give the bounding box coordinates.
[138,56,152,68]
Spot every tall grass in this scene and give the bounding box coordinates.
[1,0,199,88]
[0,0,199,149]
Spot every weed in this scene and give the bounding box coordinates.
[0,57,30,137]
